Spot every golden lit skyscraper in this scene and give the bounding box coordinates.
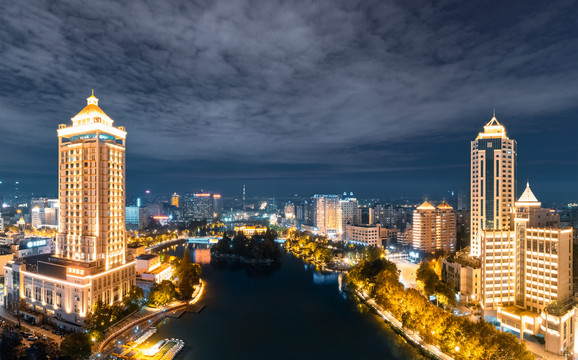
[470,115,516,257]
[171,192,180,208]
[4,92,136,330]
[56,91,127,269]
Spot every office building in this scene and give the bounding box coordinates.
[313,195,341,237]
[481,184,574,355]
[183,192,221,221]
[125,206,144,230]
[470,115,517,257]
[4,92,136,330]
[412,201,456,253]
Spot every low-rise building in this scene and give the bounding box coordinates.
[127,243,146,259]
[136,254,173,283]
[441,247,481,302]
[234,225,267,237]
[345,224,395,247]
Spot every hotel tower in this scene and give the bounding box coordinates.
[4,92,136,329]
[470,114,517,257]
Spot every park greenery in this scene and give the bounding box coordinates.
[211,229,281,261]
[284,230,368,266]
[347,248,534,360]
[149,247,202,306]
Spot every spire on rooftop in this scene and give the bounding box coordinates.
[87,89,98,106]
[517,182,540,205]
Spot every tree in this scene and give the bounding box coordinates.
[0,326,27,360]
[149,280,179,306]
[86,300,124,333]
[28,338,60,360]
[175,246,202,299]
[123,285,145,313]
[60,333,91,360]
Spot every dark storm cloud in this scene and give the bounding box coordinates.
[0,0,577,198]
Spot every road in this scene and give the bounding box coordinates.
[391,258,419,289]
[0,306,61,344]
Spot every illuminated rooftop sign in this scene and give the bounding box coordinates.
[27,239,47,248]
[67,267,86,276]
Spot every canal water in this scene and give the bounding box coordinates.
[151,244,426,360]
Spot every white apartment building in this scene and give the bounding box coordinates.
[470,115,516,257]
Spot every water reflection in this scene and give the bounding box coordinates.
[312,271,340,285]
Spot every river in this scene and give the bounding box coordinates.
[150,243,427,360]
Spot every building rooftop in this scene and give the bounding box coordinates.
[145,263,171,275]
[437,201,453,210]
[417,201,435,210]
[517,182,540,204]
[137,254,158,260]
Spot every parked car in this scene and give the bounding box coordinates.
[27,336,38,341]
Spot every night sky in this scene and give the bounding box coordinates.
[1,0,577,201]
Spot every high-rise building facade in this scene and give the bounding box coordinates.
[481,184,574,355]
[182,192,221,221]
[470,115,517,257]
[4,93,135,329]
[340,194,358,238]
[313,195,341,237]
[412,201,456,252]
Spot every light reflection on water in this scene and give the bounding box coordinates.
[151,244,428,360]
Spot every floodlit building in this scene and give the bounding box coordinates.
[313,195,342,237]
[345,224,395,247]
[470,115,516,257]
[412,201,456,252]
[4,92,136,330]
[136,254,173,283]
[481,184,574,355]
[234,225,267,237]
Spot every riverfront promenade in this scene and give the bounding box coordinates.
[356,289,454,360]
[94,280,204,357]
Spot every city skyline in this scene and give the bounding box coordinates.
[1,1,578,202]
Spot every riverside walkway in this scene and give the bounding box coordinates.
[94,280,204,357]
[356,290,454,360]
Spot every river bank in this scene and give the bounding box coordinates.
[148,245,428,360]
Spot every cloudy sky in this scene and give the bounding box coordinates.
[0,0,577,201]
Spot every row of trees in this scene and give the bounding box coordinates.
[347,250,534,360]
[211,230,281,261]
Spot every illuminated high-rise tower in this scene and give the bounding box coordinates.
[4,92,135,329]
[470,114,516,257]
[56,91,127,269]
